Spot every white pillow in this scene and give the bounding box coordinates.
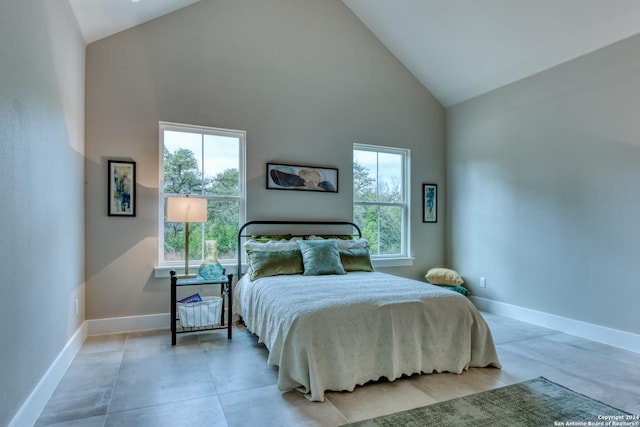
[305,235,325,241]
[244,239,300,252]
[336,238,369,249]
[304,236,369,249]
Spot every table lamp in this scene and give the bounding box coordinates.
[166,195,208,278]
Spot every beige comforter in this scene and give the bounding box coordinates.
[234,271,501,401]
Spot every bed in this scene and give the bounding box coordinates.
[234,220,501,401]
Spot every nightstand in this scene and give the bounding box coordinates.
[170,270,233,345]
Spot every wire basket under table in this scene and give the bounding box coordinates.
[177,296,223,328]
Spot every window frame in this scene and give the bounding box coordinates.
[158,121,246,272]
[353,143,411,265]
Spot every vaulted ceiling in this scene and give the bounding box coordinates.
[68,0,201,44]
[69,0,640,106]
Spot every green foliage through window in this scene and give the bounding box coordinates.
[160,123,245,264]
[353,144,409,257]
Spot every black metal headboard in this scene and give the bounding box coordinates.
[236,220,362,279]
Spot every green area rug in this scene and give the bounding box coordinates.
[343,377,632,427]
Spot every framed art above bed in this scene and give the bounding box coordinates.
[266,163,338,193]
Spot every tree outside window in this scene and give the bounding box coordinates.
[160,123,245,265]
[353,144,409,258]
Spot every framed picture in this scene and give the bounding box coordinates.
[108,160,136,217]
[267,163,338,193]
[422,183,437,223]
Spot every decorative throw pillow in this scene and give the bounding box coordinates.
[425,267,464,286]
[244,239,299,252]
[250,234,292,243]
[246,249,303,280]
[296,240,346,276]
[306,235,354,241]
[447,285,470,296]
[336,238,369,250]
[340,247,374,272]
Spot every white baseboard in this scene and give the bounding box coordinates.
[471,296,640,354]
[9,322,87,427]
[86,313,169,336]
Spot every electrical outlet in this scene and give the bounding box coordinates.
[480,277,486,288]
[75,298,79,315]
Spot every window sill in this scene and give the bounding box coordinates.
[372,257,414,268]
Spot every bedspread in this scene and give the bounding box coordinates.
[234,271,500,401]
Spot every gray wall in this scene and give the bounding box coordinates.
[85,0,444,320]
[0,1,85,425]
[446,34,640,335]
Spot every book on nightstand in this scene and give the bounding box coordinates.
[178,293,202,303]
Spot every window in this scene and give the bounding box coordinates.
[353,143,410,260]
[159,122,245,267]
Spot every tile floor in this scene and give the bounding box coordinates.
[35,313,640,426]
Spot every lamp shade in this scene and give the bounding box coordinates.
[166,196,208,223]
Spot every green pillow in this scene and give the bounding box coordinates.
[437,284,470,296]
[296,240,346,276]
[339,248,374,272]
[246,249,303,280]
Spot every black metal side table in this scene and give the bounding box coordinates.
[170,270,233,345]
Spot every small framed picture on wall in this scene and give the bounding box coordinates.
[108,160,136,217]
[422,183,437,223]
